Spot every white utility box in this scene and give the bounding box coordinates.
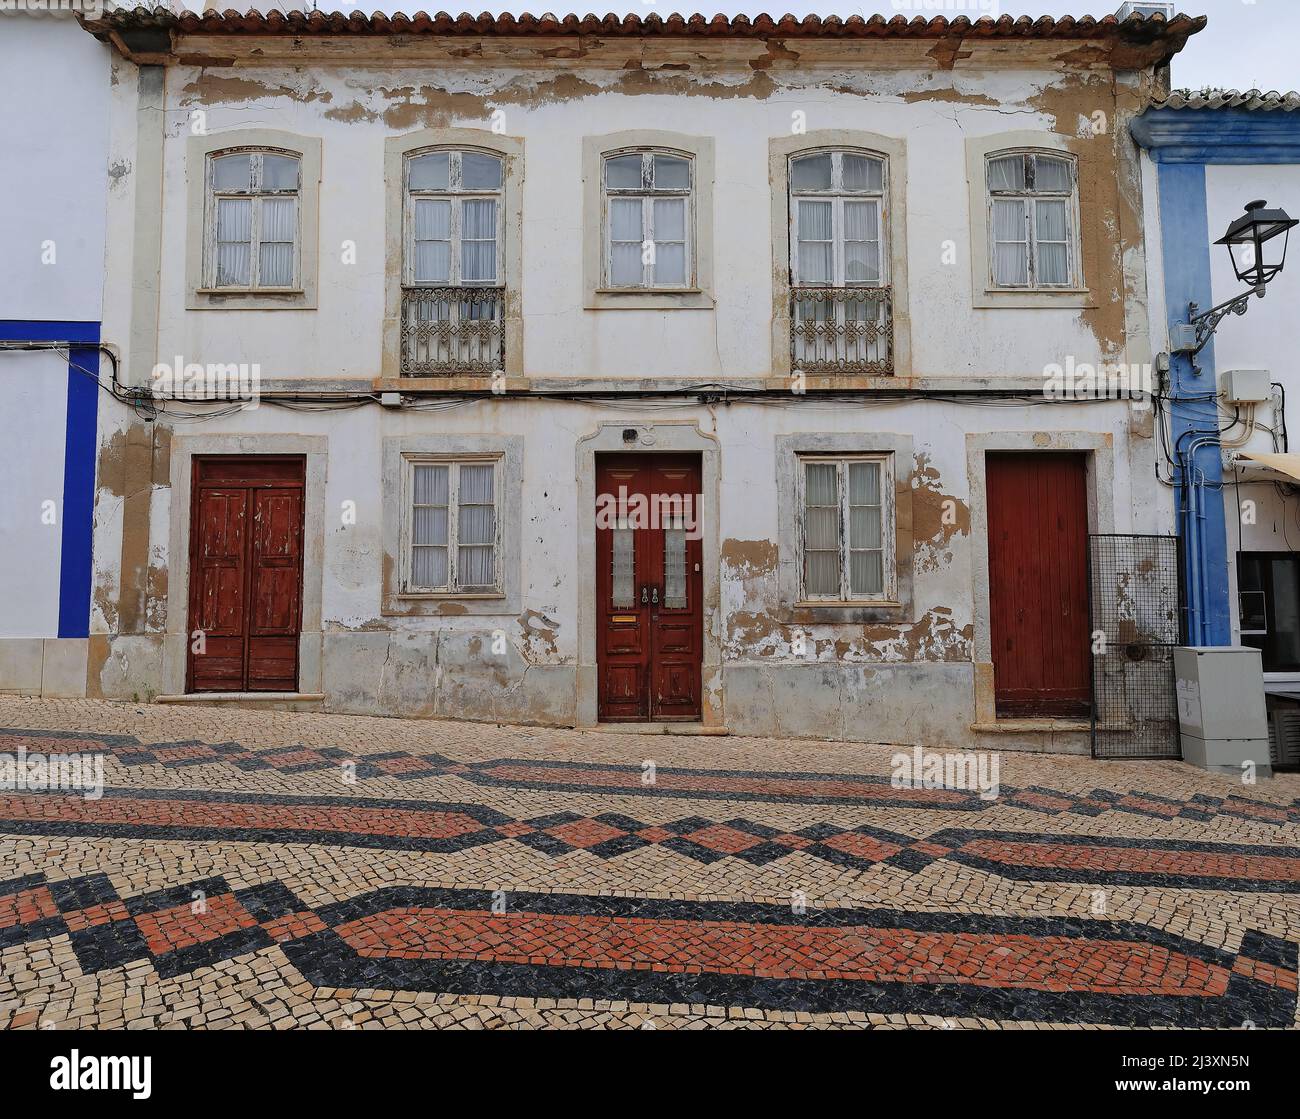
[1173,646,1271,777]
[1220,368,1272,405]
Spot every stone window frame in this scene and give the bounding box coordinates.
[776,433,915,624]
[965,130,1094,310]
[769,131,912,380]
[185,128,321,310]
[582,130,715,311]
[381,434,523,616]
[382,128,525,381]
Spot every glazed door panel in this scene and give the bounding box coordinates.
[187,456,305,693]
[596,454,703,721]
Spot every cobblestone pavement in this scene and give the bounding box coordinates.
[1,696,1298,1030]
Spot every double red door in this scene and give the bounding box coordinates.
[187,456,305,692]
[986,452,1091,716]
[596,454,703,721]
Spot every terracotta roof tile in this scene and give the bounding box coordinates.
[83,6,1206,44]
[1154,88,1300,113]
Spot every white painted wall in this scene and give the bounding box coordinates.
[0,15,109,321]
[0,352,67,638]
[124,62,1138,384]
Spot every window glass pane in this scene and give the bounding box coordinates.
[652,154,689,189]
[259,243,294,286]
[610,245,642,286]
[653,197,685,242]
[844,200,879,284]
[459,546,495,588]
[1036,198,1068,242]
[610,198,642,242]
[791,153,832,191]
[261,153,299,190]
[413,463,449,507]
[798,199,832,241]
[461,151,503,190]
[215,197,252,286]
[988,155,1026,191]
[654,243,685,284]
[212,153,252,191]
[805,548,839,596]
[992,198,1028,286]
[458,463,494,505]
[461,199,497,282]
[408,151,450,190]
[612,528,635,608]
[1035,199,1069,284]
[261,196,296,242]
[797,199,832,284]
[1034,155,1072,192]
[414,198,451,240]
[1272,558,1300,666]
[605,154,642,189]
[411,547,448,589]
[411,463,450,590]
[848,460,880,505]
[850,551,884,596]
[842,154,883,192]
[413,199,452,283]
[663,528,687,609]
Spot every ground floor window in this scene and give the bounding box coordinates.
[403,456,500,594]
[1238,551,1300,671]
[797,453,894,602]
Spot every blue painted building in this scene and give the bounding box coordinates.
[1134,91,1300,695]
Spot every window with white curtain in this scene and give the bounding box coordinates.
[602,149,693,288]
[404,457,500,594]
[986,150,1078,289]
[404,149,503,286]
[799,455,894,602]
[788,150,887,286]
[206,149,301,289]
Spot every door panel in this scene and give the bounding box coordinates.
[596,454,703,721]
[987,452,1090,716]
[187,457,305,693]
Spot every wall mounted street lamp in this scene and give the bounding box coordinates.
[1180,199,1297,357]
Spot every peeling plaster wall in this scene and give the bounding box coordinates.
[82,39,1173,745]
[86,395,1149,745]
[113,55,1156,385]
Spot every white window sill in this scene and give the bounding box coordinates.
[974,287,1094,310]
[586,288,715,311]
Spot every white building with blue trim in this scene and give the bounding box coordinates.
[0,13,110,694]
[1134,88,1300,761]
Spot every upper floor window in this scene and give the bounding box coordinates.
[404,149,503,287]
[206,149,301,289]
[789,150,886,287]
[986,151,1078,289]
[602,149,693,288]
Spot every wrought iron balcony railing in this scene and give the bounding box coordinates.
[790,285,893,376]
[400,285,506,376]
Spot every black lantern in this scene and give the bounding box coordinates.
[1215,199,1297,289]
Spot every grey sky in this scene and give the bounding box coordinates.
[369,1,1300,93]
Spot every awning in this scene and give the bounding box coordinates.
[1235,451,1300,483]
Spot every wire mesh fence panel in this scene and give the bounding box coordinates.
[1089,534,1183,759]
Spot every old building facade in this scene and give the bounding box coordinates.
[24,8,1206,750]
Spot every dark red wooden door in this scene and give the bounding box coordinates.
[986,452,1090,716]
[596,453,703,721]
[187,456,305,693]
